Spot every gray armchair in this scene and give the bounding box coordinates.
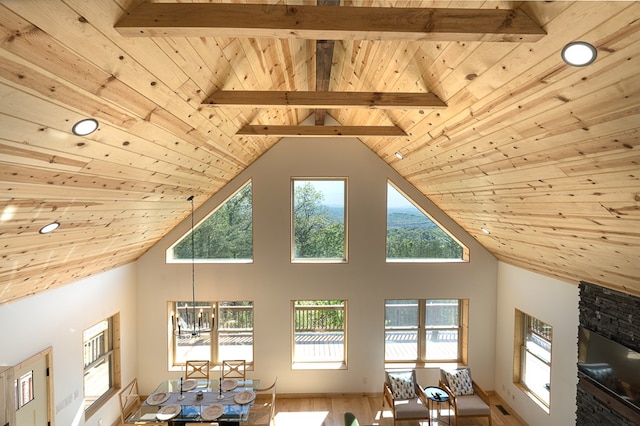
[439,367,492,426]
[383,370,430,426]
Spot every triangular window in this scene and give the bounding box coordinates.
[168,181,252,262]
[386,181,467,262]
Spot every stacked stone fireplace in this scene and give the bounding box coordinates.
[577,281,640,425]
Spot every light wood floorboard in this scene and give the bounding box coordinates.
[272,394,525,426]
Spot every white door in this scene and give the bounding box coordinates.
[14,354,48,426]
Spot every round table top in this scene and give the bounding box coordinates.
[424,386,449,402]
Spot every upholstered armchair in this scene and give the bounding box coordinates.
[439,367,492,426]
[383,370,431,426]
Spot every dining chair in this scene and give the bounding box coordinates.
[185,359,210,381]
[245,377,277,425]
[222,359,246,380]
[119,378,141,425]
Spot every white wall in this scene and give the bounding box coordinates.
[0,264,138,426]
[495,262,580,426]
[136,135,499,395]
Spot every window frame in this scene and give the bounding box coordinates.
[166,180,253,263]
[514,309,552,412]
[384,299,468,366]
[168,301,254,369]
[83,314,120,419]
[386,180,469,263]
[291,300,347,369]
[291,178,348,263]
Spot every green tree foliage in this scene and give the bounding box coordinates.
[293,182,344,259]
[386,184,463,259]
[173,183,252,260]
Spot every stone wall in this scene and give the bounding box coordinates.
[577,281,640,425]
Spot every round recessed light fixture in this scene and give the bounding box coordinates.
[561,41,597,67]
[480,227,491,235]
[394,152,404,160]
[72,118,99,136]
[39,221,60,234]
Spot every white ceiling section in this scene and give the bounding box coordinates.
[0,1,639,304]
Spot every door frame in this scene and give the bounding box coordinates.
[13,347,54,426]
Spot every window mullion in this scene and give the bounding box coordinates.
[418,299,426,362]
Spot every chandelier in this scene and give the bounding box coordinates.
[172,195,212,337]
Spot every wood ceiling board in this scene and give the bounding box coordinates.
[1,1,639,304]
[115,3,546,42]
[237,125,406,137]
[204,91,447,109]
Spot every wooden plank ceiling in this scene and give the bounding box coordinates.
[0,0,638,305]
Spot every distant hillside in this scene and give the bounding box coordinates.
[387,208,438,229]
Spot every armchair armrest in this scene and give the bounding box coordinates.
[471,380,491,405]
[415,382,429,406]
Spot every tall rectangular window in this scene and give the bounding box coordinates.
[515,310,552,409]
[293,300,346,367]
[171,301,253,367]
[385,299,467,364]
[83,315,119,414]
[292,179,346,262]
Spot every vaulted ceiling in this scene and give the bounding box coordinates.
[1,0,639,305]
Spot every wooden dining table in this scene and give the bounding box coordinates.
[125,378,260,425]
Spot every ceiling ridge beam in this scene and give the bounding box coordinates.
[237,125,406,137]
[204,91,447,109]
[115,3,545,42]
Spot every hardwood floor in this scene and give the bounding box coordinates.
[271,394,524,426]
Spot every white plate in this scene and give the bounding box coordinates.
[201,403,225,420]
[156,404,181,420]
[182,379,197,391]
[234,390,256,404]
[221,378,238,391]
[146,392,170,405]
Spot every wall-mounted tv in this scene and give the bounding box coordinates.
[578,327,640,410]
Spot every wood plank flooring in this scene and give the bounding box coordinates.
[272,394,524,426]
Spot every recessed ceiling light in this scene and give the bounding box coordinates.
[39,222,60,234]
[561,41,597,67]
[72,118,99,136]
[480,227,491,235]
[395,152,404,160]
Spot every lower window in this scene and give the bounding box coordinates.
[170,301,254,367]
[385,299,468,364]
[515,310,552,409]
[83,314,119,415]
[292,300,346,367]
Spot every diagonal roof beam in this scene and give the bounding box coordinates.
[203,91,447,109]
[115,3,545,42]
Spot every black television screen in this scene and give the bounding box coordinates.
[578,327,640,409]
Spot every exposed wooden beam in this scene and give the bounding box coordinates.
[237,125,406,137]
[314,0,340,125]
[204,91,447,109]
[115,3,546,42]
[315,40,335,125]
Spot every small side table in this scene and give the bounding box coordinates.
[424,386,451,425]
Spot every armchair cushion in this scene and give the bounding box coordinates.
[455,394,492,416]
[393,396,429,419]
[444,368,474,396]
[387,371,416,399]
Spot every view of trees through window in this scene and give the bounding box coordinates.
[387,182,464,260]
[293,180,345,260]
[170,182,252,261]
